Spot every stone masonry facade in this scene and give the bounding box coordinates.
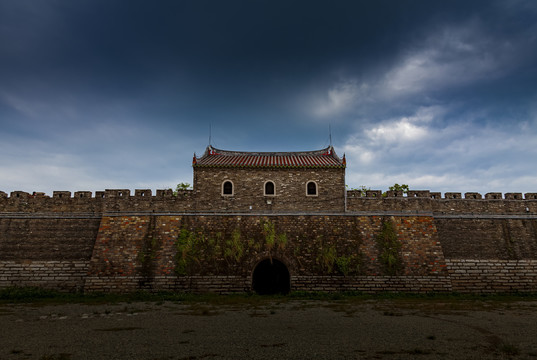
[193,167,346,213]
[1,145,537,293]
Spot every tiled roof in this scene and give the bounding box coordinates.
[193,146,345,168]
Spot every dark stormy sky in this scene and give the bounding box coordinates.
[1,0,536,195]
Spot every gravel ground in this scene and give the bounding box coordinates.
[1,298,537,359]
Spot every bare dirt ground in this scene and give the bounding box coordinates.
[1,297,537,359]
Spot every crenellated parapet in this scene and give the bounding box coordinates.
[345,190,537,214]
[0,189,196,213]
[0,188,536,214]
[346,189,537,200]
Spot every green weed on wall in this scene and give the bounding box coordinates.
[172,219,292,276]
[172,218,365,277]
[262,219,287,264]
[314,236,364,276]
[376,219,403,276]
[174,228,201,276]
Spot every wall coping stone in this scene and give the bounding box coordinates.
[433,214,537,219]
[2,211,536,219]
[100,211,436,217]
[0,212,102,219]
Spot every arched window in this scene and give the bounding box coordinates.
[222,180,233,196]
[264,181,275,196]
[306,181,318,196]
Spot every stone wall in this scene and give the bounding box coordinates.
[292,275,452,293]
[2,189,536,215]
[0,217,100,260]
[193,167,346,212]
[0,214,100,291]
[346,191,537,214]
[446,259,537,293]
[436,218,537,260]
[84,213,446,292]
[1,188,537,294]
[0,261,88,291]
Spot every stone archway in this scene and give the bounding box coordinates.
[252,258,291,295]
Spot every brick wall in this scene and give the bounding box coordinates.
[446,259,537,293]
[0,217,100,260]
[0,215,100,292]
[1,187,537,293]
[292,275,452,293]
[0,260,88,291]
[436,218,537,260]
[83,214,446,292]
[193,167,346,212]
[2,189,535,215]
[346,195,537,214]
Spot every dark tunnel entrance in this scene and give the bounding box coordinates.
[252,258,290,295]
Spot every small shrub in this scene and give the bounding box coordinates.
[263,220,276,248]
[224,228,244,263]
[174,228,200,275]
[173,182,192,195]
[262,219,278,262]
[276,233,287,251]
[336,256,351,276]
[317,245,337,274]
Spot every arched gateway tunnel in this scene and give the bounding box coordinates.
[252,258,290,295]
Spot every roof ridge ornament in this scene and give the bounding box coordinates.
[209,146,220,155]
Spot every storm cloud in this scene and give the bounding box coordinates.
[1,0,536,194]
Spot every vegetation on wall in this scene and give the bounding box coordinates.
[346,183,410,197]
[224,229,244,263]
[173,219,291,276]
[173,182,192,196]
[382,183,410,197]
[316,241,337,273]
[262,220,275,262]
[375,218,403,276]
[174,228,200,276]
[262,219,287,263]
[174,228,247,276]
[171,218,367,277]
[314,236,364,276]
[346,185,370,196]
[335,256,359,276]
[389,184,409,193]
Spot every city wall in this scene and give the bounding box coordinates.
[1,189,537,293]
